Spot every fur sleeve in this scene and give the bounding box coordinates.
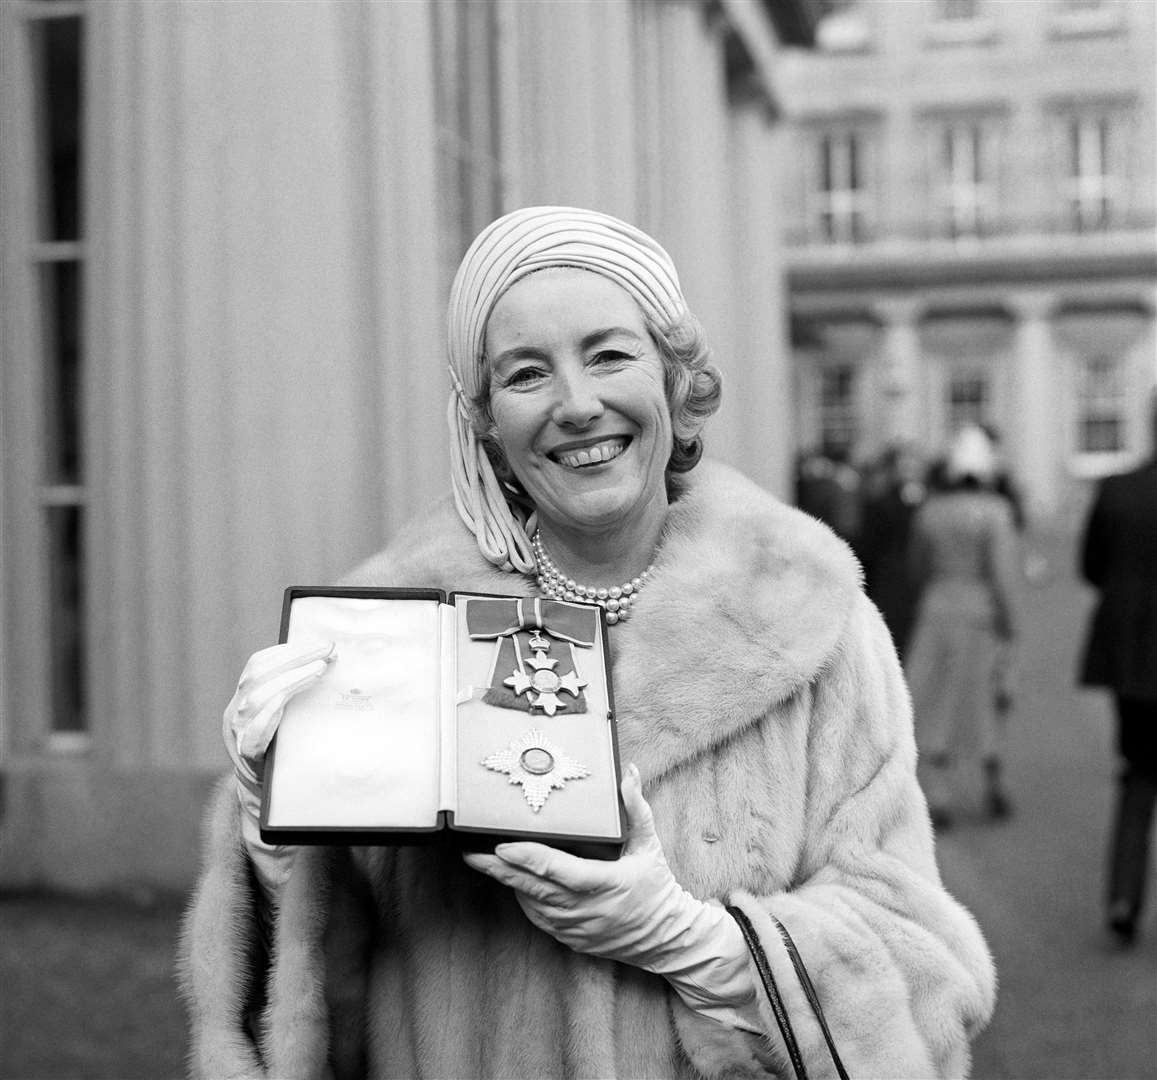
[178,779,372,1080]
[177,777,268,1080]
[684,598,996,1080]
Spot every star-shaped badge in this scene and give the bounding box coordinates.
[481,729,590,811]
[503,637,587,716]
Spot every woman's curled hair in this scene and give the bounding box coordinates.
[647,308,722,474]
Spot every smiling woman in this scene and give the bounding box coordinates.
[180,205,997,1080]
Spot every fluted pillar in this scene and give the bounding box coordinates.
[724,102,793,497]
[874,297,925,446]
[85,0,443,769]
[1009,291,1058,520]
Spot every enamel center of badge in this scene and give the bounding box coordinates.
[519,747,555,775]
[503,634,587,716]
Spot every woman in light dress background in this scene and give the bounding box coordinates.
[906,425,1021,828]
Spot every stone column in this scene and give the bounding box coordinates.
[1008,292,1058,522]
[874,297,925,446]
[87,0,444,769]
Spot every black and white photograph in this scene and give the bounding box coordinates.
[1,1,1154,1077]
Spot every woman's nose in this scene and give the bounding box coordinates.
[551,369,604,429]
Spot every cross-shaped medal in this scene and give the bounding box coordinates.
[503,631,587,716]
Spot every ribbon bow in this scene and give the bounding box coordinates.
[465,597,599,715]
[466,597,599,647]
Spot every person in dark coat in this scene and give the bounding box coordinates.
[857,443,926,661]
[1078,395,1157,947]
[795,443,862,547]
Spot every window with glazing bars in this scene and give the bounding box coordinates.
[1066,112,1116,231]
[27,9,88,737]
[819,364,858,456]
[948,371,989,432]
[940,121,994,238]
[814,130,870,244]
[1076,355,1126,453]
[938,0,981,20]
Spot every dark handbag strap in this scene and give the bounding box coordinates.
[771,915,850,1080]
[727,905,809,1080]
[727,906,851,1080]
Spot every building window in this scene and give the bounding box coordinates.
[431,1,505,278]
[1075,355,1126,454]
[927,0,997,44]
[819,364,858,456]
[938,0,981,20]
[811,129,872,244]
[16,7,89,739]
[1050,1,1124,37]
[1065,112,1117,231]
[937,120,997,239]
[948,370,990,432]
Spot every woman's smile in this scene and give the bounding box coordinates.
[548,435,631,469]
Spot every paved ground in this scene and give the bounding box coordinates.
[1,532,1153,1080]
[936,533,1156,1080]
[0,891,187,1080]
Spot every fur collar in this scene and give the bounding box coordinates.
[345,460,862,779]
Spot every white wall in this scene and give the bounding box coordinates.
[1,0,800,890]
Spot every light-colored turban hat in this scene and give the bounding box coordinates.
[946,424,997,484]
[446,205,688,574]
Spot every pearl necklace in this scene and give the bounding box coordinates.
[531,530,652,625]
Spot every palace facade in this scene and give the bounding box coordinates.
[779,0,1156,528]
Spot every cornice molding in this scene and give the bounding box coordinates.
[788,234,1157,292]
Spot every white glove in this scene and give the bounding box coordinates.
[463,763,757,1026]
[223,639,336,901]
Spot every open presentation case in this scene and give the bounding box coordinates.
[260,587,625,858]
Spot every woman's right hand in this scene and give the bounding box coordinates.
[223,639,337,789]
[222,639,336,899]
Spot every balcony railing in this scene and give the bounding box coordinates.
[785,209,1157,250]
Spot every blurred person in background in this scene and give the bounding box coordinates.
[1078,392,1157,948]
[979,422,1031,723]
[982,421,1053,591]
[857,442,926,662]
[979,423,1027,535]
[906,425,1021,829]
[793,441,862,547]
[178,206,995,1079]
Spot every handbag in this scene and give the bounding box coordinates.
[726,905,850,1080]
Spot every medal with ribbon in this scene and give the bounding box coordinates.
[465,597,598,715]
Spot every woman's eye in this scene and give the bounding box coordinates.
[591,349,633,366]
[502,366,546,388]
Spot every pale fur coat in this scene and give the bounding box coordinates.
[178,461,995,1079]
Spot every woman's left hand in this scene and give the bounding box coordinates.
[465,763,757,1022]
[464,763,702,967]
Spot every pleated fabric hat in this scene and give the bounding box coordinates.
[445,206,687,573]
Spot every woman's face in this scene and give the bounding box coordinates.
[484,268,673,541]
